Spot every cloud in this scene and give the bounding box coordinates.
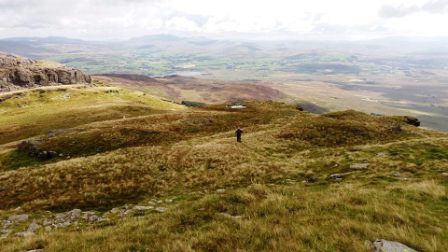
[0,0,447,40]
[380,0,448,18]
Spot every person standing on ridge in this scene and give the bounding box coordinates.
[235,127,243,143]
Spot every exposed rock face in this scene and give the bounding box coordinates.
[0,52,91,92]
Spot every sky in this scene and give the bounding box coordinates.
[0,0,447,40]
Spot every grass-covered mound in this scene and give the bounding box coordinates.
[278,110,415,147]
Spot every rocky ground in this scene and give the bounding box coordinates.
[0,197,174,240]
[0,188,423,252]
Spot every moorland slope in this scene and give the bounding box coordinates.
[0,80,447,251]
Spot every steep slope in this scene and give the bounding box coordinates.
[0,53,91,92]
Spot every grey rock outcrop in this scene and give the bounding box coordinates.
[0,52,91,92]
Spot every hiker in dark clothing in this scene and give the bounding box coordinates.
[235,128,243,143]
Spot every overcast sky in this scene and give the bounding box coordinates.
[0,0,447,40]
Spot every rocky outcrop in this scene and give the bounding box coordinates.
[17,141,60,160]
[0,52,91,92]
[404,116,421,127]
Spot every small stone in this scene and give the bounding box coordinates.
[123,209,135,216]
[133,206,154,211]
[16,231,35,237]
[97,217,109,222]
[327,172,352,181]
[350,163,369,170]
[110,207,123,214]
[55,221,72,228]
[154,207,167,213]
[8,214,29,222]
[27,249,44,252]
[219,213,243,221]
[216,189,225,193]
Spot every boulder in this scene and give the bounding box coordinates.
[371,239,418,252]
[404,116,421,127]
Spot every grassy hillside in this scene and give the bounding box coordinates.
[0,85,184,145]
[0,85,447,251]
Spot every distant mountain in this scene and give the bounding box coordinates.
[1,36,85,44]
